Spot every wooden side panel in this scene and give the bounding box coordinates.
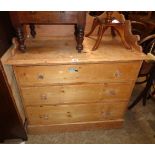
[0,64,27,141]
[1,48,25,123]
[14,62,141,86]
[26,102,127,125]
[22,83,133,106]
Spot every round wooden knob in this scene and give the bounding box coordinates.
[101,111,112,118]
[44,115,49,120]
[40,94,47,100]
[114,70,122,78]
[109,90,116,96]
[66,111,72,117]
[38,74,44,80]
[39,114,48,120]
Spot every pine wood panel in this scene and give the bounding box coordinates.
[14,62,140,86]
[26,102,127,125]
[6,37,146,66]
[21,83,133,106]
[1,48,26,122]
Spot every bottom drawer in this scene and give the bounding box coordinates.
[27,119,124,134]
[26,102,127,125]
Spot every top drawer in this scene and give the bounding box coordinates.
[14,62,141,87]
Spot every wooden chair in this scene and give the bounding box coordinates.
[136,34,155,84]
[128,11,153,22]
[85,12,131,51]
[128,13,155,109]
[130,21,148,38]
[128,34,155,109]
[128,63,155,109]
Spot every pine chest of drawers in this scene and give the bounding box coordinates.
[6,36,145,134]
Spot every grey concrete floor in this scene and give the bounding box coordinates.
[4,85,155,144]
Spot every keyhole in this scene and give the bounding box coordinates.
[68,68,78,73]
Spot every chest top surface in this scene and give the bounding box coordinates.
[6,36,146,66]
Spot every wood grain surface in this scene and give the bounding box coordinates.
[14,62,141,86]
[21,82,133,106]
[26,102,127,125]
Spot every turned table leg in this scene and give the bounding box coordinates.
[16,25,26,52]
[76,25,84,53]
[74,24,78,40]
[29,24,36,38]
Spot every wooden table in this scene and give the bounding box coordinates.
[10,11,86,53]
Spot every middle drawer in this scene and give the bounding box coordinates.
[21,83,133,106]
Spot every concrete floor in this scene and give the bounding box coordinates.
[4,85,155,144]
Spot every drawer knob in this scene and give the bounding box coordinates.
[66,111,72,117]
[109,90,116,96]
[40,94,47,100]
[114,70,122,78]
[39,114,49,120]
[101,111,113,118]
[38,74,44,80]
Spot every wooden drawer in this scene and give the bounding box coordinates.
[14,62,141,86]
[21,83,133,106]
[26,102,127,125]
[18,11,78,23]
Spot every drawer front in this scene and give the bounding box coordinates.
[18,11,78,23]
[14,62,141,87]
[26,102,127,125]
[21,83,133,106]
